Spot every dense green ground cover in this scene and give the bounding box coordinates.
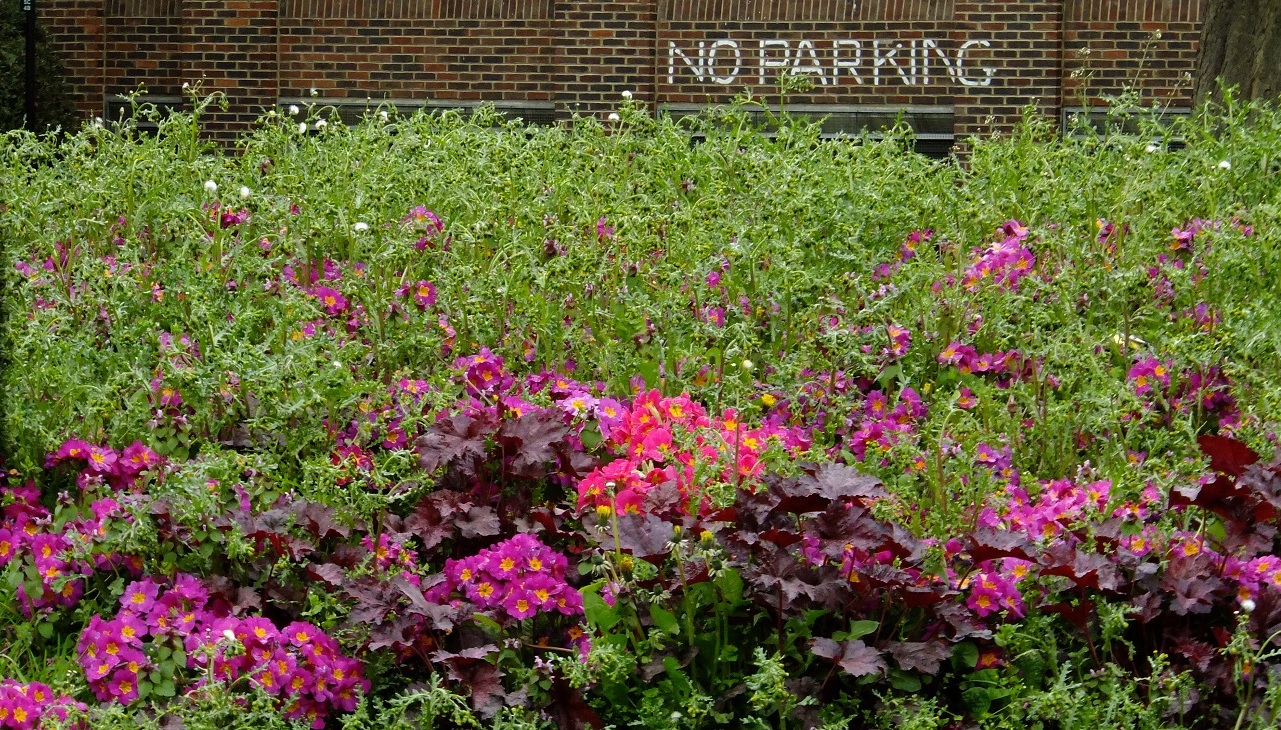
[1,94,1281,729]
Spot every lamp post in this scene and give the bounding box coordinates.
[24,0,36,131]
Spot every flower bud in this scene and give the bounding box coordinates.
[204,180,218,194]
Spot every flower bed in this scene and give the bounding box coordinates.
[2,97,1281,729]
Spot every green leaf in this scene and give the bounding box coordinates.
[582,585,621,632]
[716,568,743,605]
[952,642,979,670]
[889,669,921,692]
[471,612,504,636]
[650,604,680,635]
[834,619,879,642]
[962,687,992,717]
[155,680,176,698]
[37,622,53,639]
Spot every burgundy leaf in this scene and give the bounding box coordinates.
[966,527,1037,563]
[446,662,507,718]
[760,528,803,548]
[809,463,889,503]
[307,562,347,586]
[456,505,501,539]
[546,676,603,730]
[773,494,830,516]
[885,640,951,675]
[613,513,675,560]
[416,413,494,476]
[810,637,886,677]
[364,615,419,652]
[431,645,499,664]
[296,501,349,539]
[498,411,569,478]
[232,587,262,615]
[1198,434,1260,477]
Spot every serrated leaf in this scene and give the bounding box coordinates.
[650,604,680,635]
[810,637,885,677]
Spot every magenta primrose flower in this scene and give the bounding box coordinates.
[311,286,349,316]
[411,280,437,309]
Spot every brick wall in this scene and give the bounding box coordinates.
[39,0,1204,142]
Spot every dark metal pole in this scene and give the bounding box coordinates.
[24,0,37,131]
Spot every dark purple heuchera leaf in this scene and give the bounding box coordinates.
[804,462,890,503]
[1198,435,1261,477]
[497,410,570,478]
[966,527,1037,564]
[1037,542,1121,592]
[307,562,346,586]
[1247,586,1281,641]
[295,500,349,539]
[445,662,508,718]
[933,602,992,641]
[456,504,501,539]
[884,640,952,675]
[810,637,886,677]
[406,490,471,550]
[640,480,686,518]
[1161,553,1224,615]
[416,413,495,476]
[1174,437,1279,525]
[612,512,675,561]
[345,575,421,626]
[1172,635,1218,672]
[431,645,499,663]
[808,502,894,560]
[546,676,603,730]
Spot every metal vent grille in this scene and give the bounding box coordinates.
[279,98,558,127]
[660,103,955,157]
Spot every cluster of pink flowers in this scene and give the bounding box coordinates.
[0,680,84,730]
[1125,357,1239,428]
[973,443,1019,486]
[960,220,1036,291]
[45,438,161,491]
[576,390,809,516]
[964,567,1026,618]
[310,285,349,316]
[362,532,418,575]
[937,342,1026,379]
[435,534,585,623]
[845,388,926,463]
[872,229,932,280]
[1127,357,1172,397]
[2,459,144,617]
[77,574,366,728]
[456,348,514,397]
[402,205,445,251]
[979,477,1113,543]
